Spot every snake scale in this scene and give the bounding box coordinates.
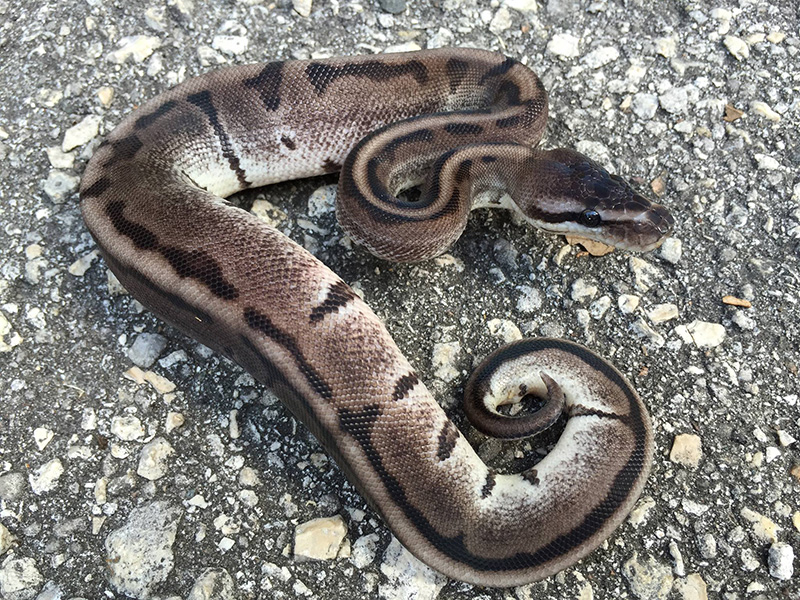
[80,48,674,587]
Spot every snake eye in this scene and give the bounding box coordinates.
[579,209,601,228]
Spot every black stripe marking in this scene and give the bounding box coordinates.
[339,404,381,442]
[160,246,239,301]
[82,177,111,199]
[444,122,484,136]
[454,159,472,185]
[306,60,429,95]
[187,90,250,189]
[481,471,496,499]
[383,128,434,158]
[98,241,216,327]
[481,155,497,163]
[280,135,296,150]
[243,61,283,111]
[244,306,333,400]
[445,57,469,94]
[391,372,419,402]
[495,80,522,106]
[479,56,517,84]
[103,134,144,167]
[436,421,459,462]
[106,201,158,249]
[134,100,178,130]
[568,404,624,420]
[309,281,355,323]
[496,114,523,129]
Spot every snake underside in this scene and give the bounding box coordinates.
[80,48,668,587]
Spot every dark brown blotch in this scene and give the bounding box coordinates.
[309,280,355,323]
[445,57,469,94]
[481,471,496,499]
[306,60,429,96]
[322,158,341,173]
[436,420,459,462]
[187,90,250,189]
[161,245,239,301]
[105,200,158,249]
[134,99,178,130]
[243,61,284,111]
[280,135,296,150]
[338,404,382,443]
[391,372,419,402]
[82,177,112,199]
[103,134,144,167]
[444,122,484,136]
[454,159,472,185]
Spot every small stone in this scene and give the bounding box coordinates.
[294,515,348,560]
[765,446,781,463]
[628,497,655,528]
[487,319,522,343]
[571,278,598,302]
[740,507,779,543]
[292,0,312,17]
[686,320,726,348]
[209,33,247,56]
[166,411,185,433]
[45,146,74,169]
[675,573,708,600]
[128,332,168,367]
[589,295,612,319]
[618,294,641,314]
[792,511,800,532]
[629,257,662,292]
[631,317,665,348]
[33,427,54,450]
[307,184,336,217]
[547,33,580,59]
[622,552,674,600]
[0,557,43,598]
[724,36,749,60]
[767,31,785,44]
[350,533,380,569]
[697,533,717,559]
[105,501,182,598]
[137,437,174,480]
[777,430,796,447]
[731,311,755,330]
[239,466,261,487]
[768,543,794,579]
[670,433,702,468]
[489,7,513,34]
[97,86,115,107]
[63,114,102,151]
[29,458,64,494]
[659,237,682,264]
[432,341,460,382]
[754,153,780,170]
[655,36,678,58]
[750,101,781,122]
[380,537,447,600]
[0,523,17,556]
[631,93,659,119]
[516,285,542,313]
[659,86,689,114]
[647,303,679,323]
[111,415,145,441]
[740,548,760,571]
[68,249,99,276]
[583,46,619,68]
[187,568,236,600]
[108,35,162,64]
[0,472,26,501]
[379,0,406,14]
[506,0,538,11]
[43,170,81,203]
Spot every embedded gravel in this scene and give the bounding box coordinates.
[0,1,798,599]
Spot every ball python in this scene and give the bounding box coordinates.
[80,48,673,587]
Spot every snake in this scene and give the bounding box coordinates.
[80,48,674,587]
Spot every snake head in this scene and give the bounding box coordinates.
[518,148,675,252]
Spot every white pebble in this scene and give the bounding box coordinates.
[432,341,460,382]
[647,303,679,323]
[516,285,542,313]
[632,93,659,119]
[750,101,781,122]
[212,35,249,56]
[724,35,749,60]
[137,437,174,480]
[754,153,780,170]
[292,0,312,17]
[769,542,794,580]
[111,415,145,441]
[659,237,682,264]
[33,427,54,450]
[571,278,598,302]
[43,170,81,203]
[28,458,64,494]
[62,114,102,151]
[659,86,689,114]
[670,433,702,468]
[294,515,348,560]
[618,294,641,314]
[686,320,726,348]
[583,46,619,68]
[547,33,580,59]
[107,35,162,64]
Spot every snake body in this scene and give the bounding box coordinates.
[80,49,672,587]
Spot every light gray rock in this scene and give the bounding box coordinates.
[128,333,168,368]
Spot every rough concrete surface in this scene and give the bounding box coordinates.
[1,0,798,599]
